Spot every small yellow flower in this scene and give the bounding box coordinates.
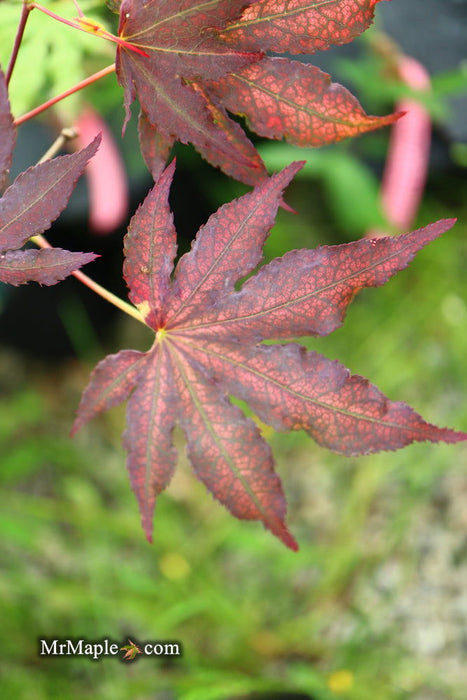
[327,669,354,694]
[159,552,191,580]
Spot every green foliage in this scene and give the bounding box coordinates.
[0,0,114,118]
[259,141,388,238]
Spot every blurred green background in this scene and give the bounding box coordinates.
[1,3,467,699]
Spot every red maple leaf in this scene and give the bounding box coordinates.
[0,69,99,286]
[116,0,399,184]
[72,161,466,549]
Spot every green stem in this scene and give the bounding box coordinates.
[32,234,146,325]
[14,64,116,126]
[6,1,32,85]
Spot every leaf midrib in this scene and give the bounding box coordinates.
[222,0,348,34]
[229,69,363,127]
[170,342,274,519]
[0,157,83,248]
[173,238,416,332]
[172,335,437,438]
[122,0,230,40]
[167,193,269,325]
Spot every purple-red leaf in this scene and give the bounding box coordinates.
[116,0,266,185]
[0,67,15,191]
[0,136,100,286]
[70,350,146,435]
[218,0,382,54]
[116,0,395,185]
[182,341,465,456]
[0,136,100,252]
[74,164,466,549]
[0,248,98,286]
[212,58,400,148]
[189,219,457,340]
[123,160,178,328]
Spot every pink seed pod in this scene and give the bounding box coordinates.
[75,105,129,235]
[369,54,431,237]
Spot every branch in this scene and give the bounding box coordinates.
[32,234,146,325]
[6,1,32,85]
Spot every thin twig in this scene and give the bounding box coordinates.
[14,64,116,127]
[30,134,146,326]
[37,127,80,164]
[32,235,146,325]
[6,1,32,85]
[28,2,149,56]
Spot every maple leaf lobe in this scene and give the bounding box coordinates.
[123,345,179,542]
[71,350,145,436]
[198,218,458,340]
[0,248,98,286]
[0,136,101,253]
[123,159,178,329]
[218,0,382,54]
[213,58,401,148]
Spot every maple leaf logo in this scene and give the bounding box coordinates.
[72,161,466,549]
[115,0,399,184]
[0,69,99,286]
[120,639,142,660]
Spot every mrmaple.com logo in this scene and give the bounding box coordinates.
[39,638,182,661]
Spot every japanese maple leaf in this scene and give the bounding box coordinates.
[72,161,466,549]
[0,69,100,285]
[120,639,142,660]
[116,0,398,184]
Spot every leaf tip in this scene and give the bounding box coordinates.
[285,534,299,552]
[85,132,103,158]
[70,412,86,438]
[165,157,176,178]
[438,427,467,444]
[282,159,306,179]
[267,516,299,552]
[141,508,155,544]
[388,110,407,126]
